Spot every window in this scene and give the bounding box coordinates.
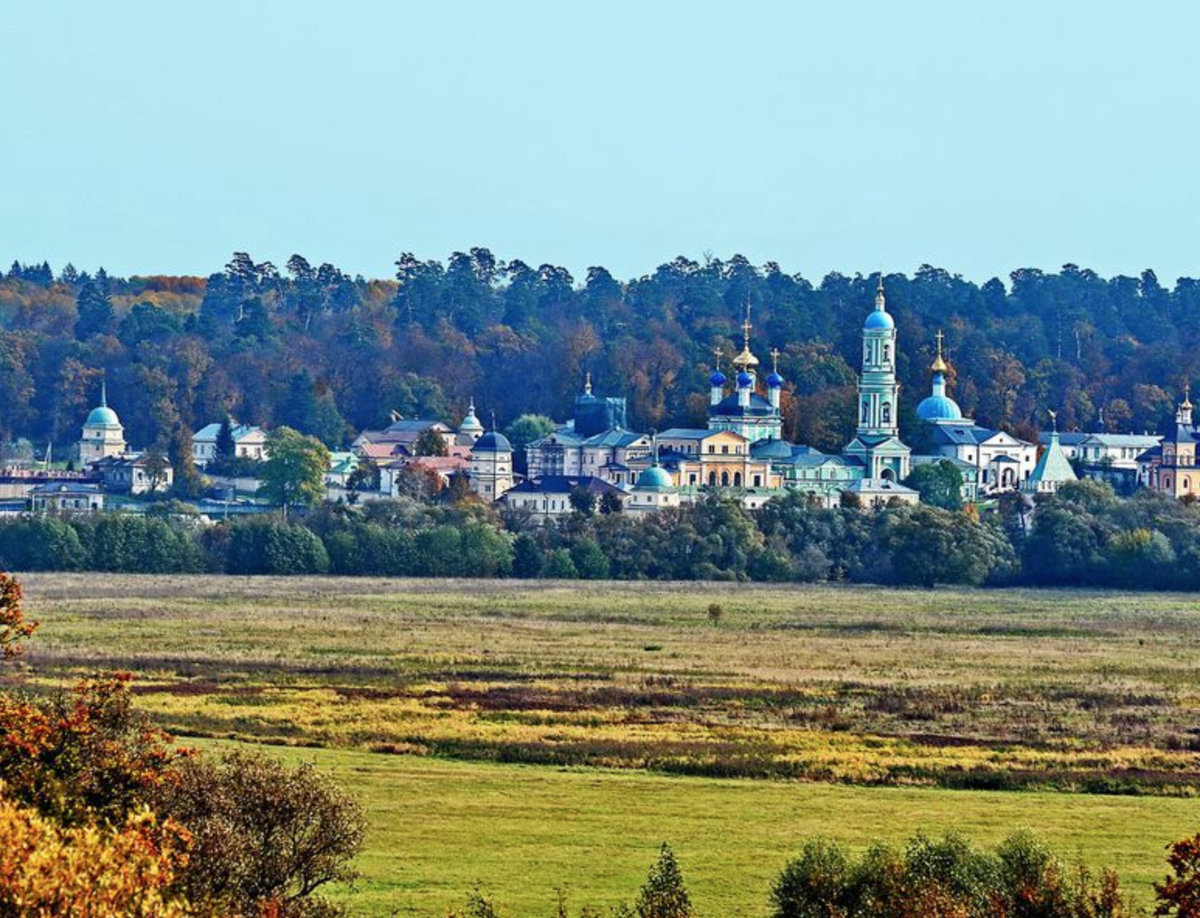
[753,474,761,487]
[881,403,891,424]
[883,344,890,362]
[721,472,730,486]
[721,445,729,454]
[734,472,742,486]
[709,472,717,486]
[861,401,870,423]
[708,445,715,454]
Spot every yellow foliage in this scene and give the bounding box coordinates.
[0,791,191,917]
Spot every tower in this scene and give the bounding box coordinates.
[709,348,727,407]
[858,275,900,437]
[468,417,514,499]
[458,398,484,443]
[843,275,911,480]
[79,380,127,465]
[766,348,784,412]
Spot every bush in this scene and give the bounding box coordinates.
[227,519,330,575]
[0,796,191,918]
[771,831,1133,918]
[150,750,365,918]
[0,518,86,571]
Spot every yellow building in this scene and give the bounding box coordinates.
[1137,389,1200,498]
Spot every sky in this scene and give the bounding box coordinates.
[2,2,1198,284]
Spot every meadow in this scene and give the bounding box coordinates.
[12,574,1200,914]
[18,575,1200,793]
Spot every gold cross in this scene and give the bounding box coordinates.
[770,347,781,372]
[935,329,944,357]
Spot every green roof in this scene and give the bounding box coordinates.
[1028,432,1077,486]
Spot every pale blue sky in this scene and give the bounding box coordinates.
[2,2,1197,283]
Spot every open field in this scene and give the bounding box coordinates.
[12,574,1200,915]
[16,574,1200,793]
[223,742,1200,917]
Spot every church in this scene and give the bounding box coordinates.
[516,277,935,511]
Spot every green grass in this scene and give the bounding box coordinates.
[14,574,1200,914]
[18,574,1200,793]
[243,742,1197,918]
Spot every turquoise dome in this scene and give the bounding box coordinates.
[863,309,895,330]
[636,466,674,491]
[916,395,963,421]
[86,405,121,428]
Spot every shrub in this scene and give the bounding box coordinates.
[150,750,365,918]
[227,519,330,575]
[1156,832,1200,917]
[771,831,1133,918]
[0,796,191,918]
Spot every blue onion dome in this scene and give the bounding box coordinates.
[636,465,674,490]
[917,392,963,422]
[473,430,512,452]
[766,371,784,388]
[736,371,753,388]
[863,309,895,330]
[86,405,121,428]
[709,370,727,387]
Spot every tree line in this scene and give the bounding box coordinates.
[1,252,1196,486]
[2,481,1199,590]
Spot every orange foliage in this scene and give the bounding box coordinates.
[1157,833,1200,917]
[0,671,187,826]
[0,573,36,658]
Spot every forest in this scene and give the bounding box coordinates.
[0,252,1194,475]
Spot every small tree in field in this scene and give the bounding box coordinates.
[634,844,695,918]
[1157,833,1200,916]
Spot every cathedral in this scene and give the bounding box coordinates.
[454,274,1068,514]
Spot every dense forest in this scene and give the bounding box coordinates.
[1,252,1195,473]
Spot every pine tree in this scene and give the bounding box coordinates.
[74,280,114,338]
[215,416,237,464]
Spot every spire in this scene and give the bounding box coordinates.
[770,347,780,374]
[651,428,660,466]
[711,345,723,373]
[732,301,759,368]
[1048,408,1059,436]
[584,371,593,396]
[1183,383,1193,411]
[100,378,108,409]
[931,330,948,373]
[875,272,887,311]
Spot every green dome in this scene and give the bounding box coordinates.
[85,405,122,428]
[636,465,674,491]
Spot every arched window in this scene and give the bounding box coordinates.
[1165,475,1172,489]
[721,471,730,486]
[708,471,717,486]
[861,400,870,423]
[881,403,891,424]
[883,344,891,362]
[734,472,742,487]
